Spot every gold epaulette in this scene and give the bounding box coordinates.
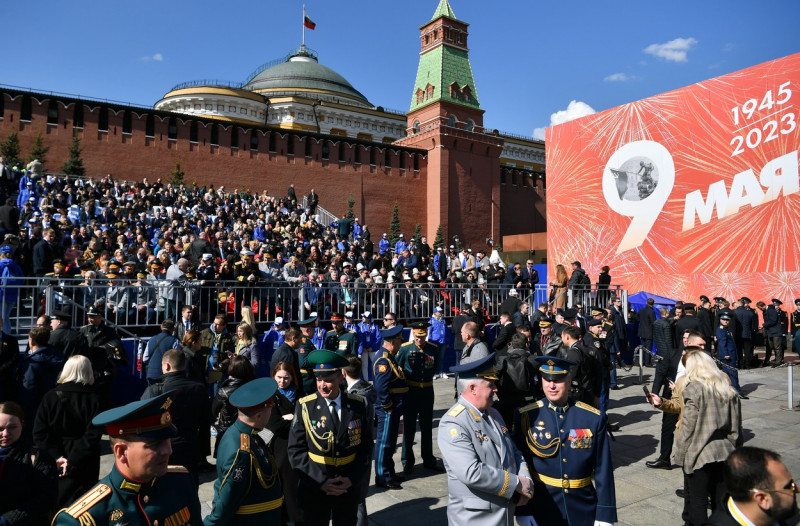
[240,433,251,453]
[518,400,544,413]
[166,465,189,474]
[575,401,601,415]
[62,483,111,518]
[447,404,465,417]
[299,393,317,404]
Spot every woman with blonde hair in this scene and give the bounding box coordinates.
[549,263,569,310]
[233,322,260,371]
[32,355,103,507]
[648,349,742,525]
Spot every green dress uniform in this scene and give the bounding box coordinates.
[204,377,282,526]
[396,325,439,472]
[287,350,373,526]
[203,419,283,526]
[323,329,359,356]
[53,465,201,526]
[52,391,202,526]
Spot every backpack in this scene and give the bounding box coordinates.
[496,351,534,397]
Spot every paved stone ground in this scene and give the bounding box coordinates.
[99,360,800,525]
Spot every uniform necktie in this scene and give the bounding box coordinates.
[329,400,340,429]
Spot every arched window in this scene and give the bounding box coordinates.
[446,114,457,127]
[462,86,472,103]
[384,148,391,167]
[399,152,406,170]
[465,119,474,132]
[353,145,361,164]
[322,140,330,159]
[287,135,295,155]
[47,100,58,125]
[369,146,375,166]
[338,142,345,161]
[449,83,460,100]
[416,89,424,105]
[412,120,420,134]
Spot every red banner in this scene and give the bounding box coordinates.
[546,53,800,305]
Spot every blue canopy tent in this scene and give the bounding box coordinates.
[628,291,678,315]
[624,291,678,360]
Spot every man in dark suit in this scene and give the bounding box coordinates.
[519,259,539,291]
[288,350,373,526]
[638,298,656,366]
[646,307,680,470]
[492,312,516,357]
[675,303,701,351]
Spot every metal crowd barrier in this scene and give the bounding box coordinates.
[1,275,625,337]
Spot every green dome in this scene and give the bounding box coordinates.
[244,50,370,106]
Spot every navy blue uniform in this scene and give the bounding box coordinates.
[372,349,408,484]
[513,399,617,526]
[716,324,742,395]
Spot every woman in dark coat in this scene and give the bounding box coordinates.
[1,401,58,526]
[32,355,103,508]
[210,355,255,458]
[266,360,303,526]
[597,265,612,307]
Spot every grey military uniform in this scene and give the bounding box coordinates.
[438,397,529,526]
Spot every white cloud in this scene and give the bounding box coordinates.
[604,72,633,82]
[643,37,697,63]
[533,100,597,140]
[140,53,164,62]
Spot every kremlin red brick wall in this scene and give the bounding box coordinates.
[1,90,429,236]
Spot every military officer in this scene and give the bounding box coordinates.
[52,391,203,526]
[372,325,408,489]
[324,312,359,356]
[717,313,745,398]
[288,350,373,526]
[438,353,533,526]
[396,321,443,474]
[513,356,617,526]
[204,377,283,526]
[297,316,319,395]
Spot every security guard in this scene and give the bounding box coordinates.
[204,377,282,526]
[372,325,407,489]
[52,391,203,526]
[438,353,532,525]
[396,321,443,474]
[287,350,373,526]
[513,356,617,526]
[324,313,359,356]
[296,317,319,395]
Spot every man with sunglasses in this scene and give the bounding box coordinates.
[706,446,798,525]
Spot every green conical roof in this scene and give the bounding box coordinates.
[431,0,457,21]
[409,45,480,112]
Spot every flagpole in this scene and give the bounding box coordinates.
[302,4,306,47]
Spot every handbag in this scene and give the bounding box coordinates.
[548,287,556,302]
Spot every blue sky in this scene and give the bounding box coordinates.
[2,1,798,139]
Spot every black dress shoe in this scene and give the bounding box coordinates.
[376,480,403,490]
[675,488,685,498]
[402,465,413,475]
[739,394,749,399]
[423,461,445,472]
[646,459,672,470]
[610,385,622,390]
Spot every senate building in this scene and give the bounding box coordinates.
[0,0,547,255]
